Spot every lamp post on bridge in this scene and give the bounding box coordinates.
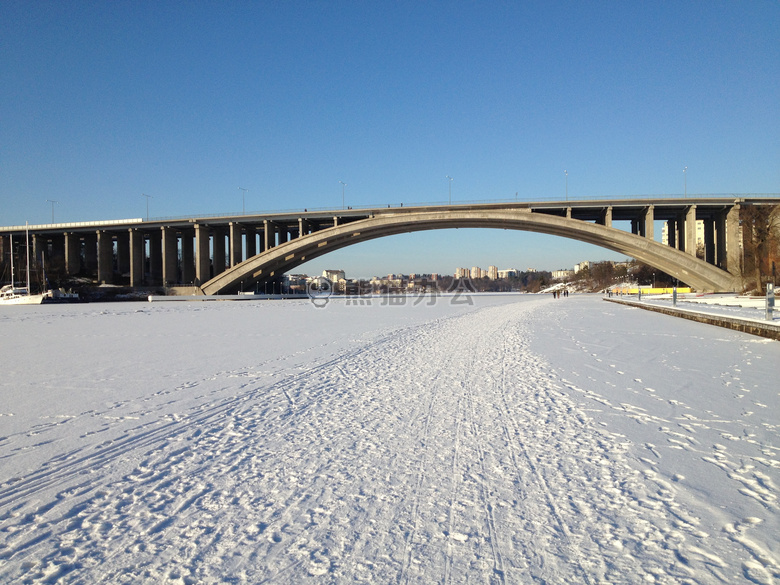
[238,187,248,214]
[142,193,152,221]
[46,199,58,223]
[564,170,568,201]
[446,175,453,205]
[339,181,347,209]
[683,166,687,197]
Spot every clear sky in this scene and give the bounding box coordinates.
[2,1,778,278]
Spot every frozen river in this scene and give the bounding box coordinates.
[0,294,778,584]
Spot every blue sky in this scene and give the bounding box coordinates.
[2,1,778,277]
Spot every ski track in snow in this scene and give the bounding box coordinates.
[0,298,778,584]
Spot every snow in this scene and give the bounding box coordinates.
[0,295,778,584]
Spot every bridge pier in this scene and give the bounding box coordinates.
[97,230,113,284]
[298,218,311,238]
[600,206,612,228]
[31,234,44,268]
[685,205,697,256]
[229,223,243,267]
[263,220,276,251]
[195,224,210,286]
[129,229,144,286]
[643,206,654,240]
[726,204,740,275]
[161,227,178,286]
[64,232,80,275]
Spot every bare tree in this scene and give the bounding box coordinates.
[740,203,780,293]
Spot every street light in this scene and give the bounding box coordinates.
[683,166,688,197]
[238,187,248,214]
[564,170,568,201]
[339,181,347,209]
[46,199,58,223]
[446,175,453,205]
[142,193,152,220]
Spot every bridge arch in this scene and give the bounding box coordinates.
[201,208,738,294]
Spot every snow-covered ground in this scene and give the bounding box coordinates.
[0,295,777,584]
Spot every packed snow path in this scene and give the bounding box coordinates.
[0,296,777,584]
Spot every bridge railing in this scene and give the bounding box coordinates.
[2,193,778,231]
[123,192,780,224]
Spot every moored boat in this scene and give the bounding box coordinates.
[0,284,45,305]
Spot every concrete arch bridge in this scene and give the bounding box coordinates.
[3,196,777,294]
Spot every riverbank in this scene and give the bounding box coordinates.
[605,293,780,341]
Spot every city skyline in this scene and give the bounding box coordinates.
[2,2,778,277]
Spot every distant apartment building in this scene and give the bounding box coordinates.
[487,266,498,280]
[552,269,574,280]
[498,269,518,279]
[454,267,469,279]
[574,261,591,274]
[323,269,346,282]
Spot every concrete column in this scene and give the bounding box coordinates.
[685,205,698,256]
[298,218,310,238]
[278,225,289,244]
[333,216,339,227]
[245,225,257,259]
[715,211,728,269]
[703,218,716,264]
[116,231,130,276]
[148,229,162,284]
[631,219,640,235]
[643,205,654,240]
[31,234,45,266]
[565,207,572,219]
[726,204,741,275]
[83,233,98,274]
[229,223,243,266]
[181,230,194,285]
[64,232,80,275]
[601,206,612,228]
[263,220,276,251]
[195,224,211,286]
[97,230,114,284]
[129,229,144,286]
[212,228,226,275]
[162,227,178,286]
